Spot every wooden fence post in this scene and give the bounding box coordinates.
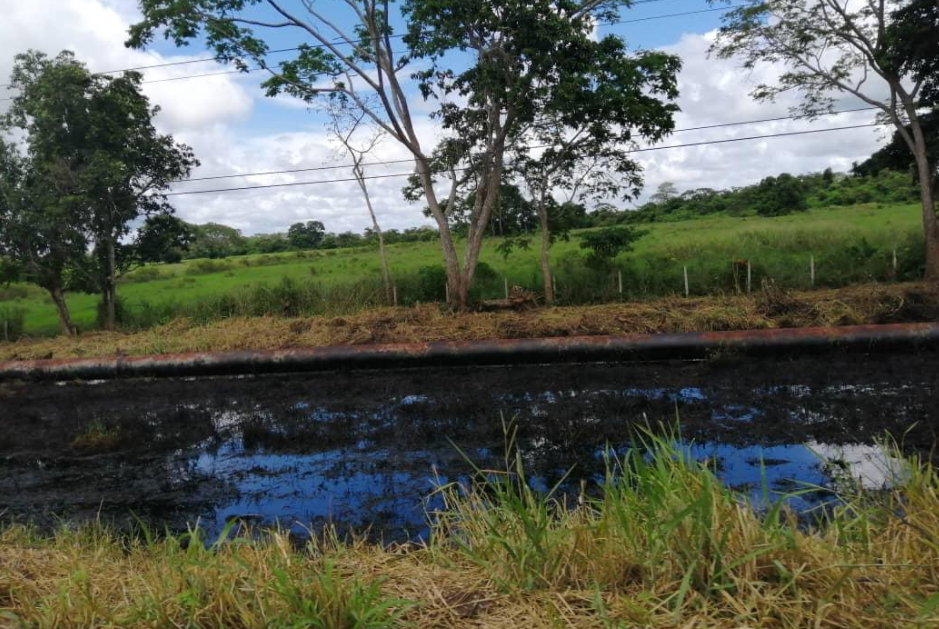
[504,277,509,300]
[392,285,398,307]
[747,261,752,294]
[893,248,898,276]
[617,269,623,295]
[810,255,815,287]
[552,275,557,299]
[683,266,689,297]
[445,281,450,303]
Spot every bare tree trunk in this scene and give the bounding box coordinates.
[49,286,74,336]
[459,162,504,308]
[911,121,939,279]
[105,238,117,330]
[536,186,554,305]
[355,171,394,304]
[416,162,463,307]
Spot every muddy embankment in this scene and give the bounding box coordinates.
[2,282,939,362]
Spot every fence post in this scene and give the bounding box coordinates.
[504,277,509,300]
[683,266,689,297]
[392,285,398,307]
[747,261,752,294]
[552,275,557,300]
[445,281,450,304]
[893,248,898,276]
[2,321,7,343]
[617,269,623,295]
[810,255,815,287]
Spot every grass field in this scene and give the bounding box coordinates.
[0,203,925,337]
[1,434,937,628]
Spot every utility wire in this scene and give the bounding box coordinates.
[171,106,883,184]
[0,0,736,93]
[164,122,885,197]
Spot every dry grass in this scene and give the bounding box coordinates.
[2,282,937,362]
[1,435,938,628]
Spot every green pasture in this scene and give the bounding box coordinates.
[0,203,924,336]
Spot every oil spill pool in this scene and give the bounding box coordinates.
[1,353,937,540]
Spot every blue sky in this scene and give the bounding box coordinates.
[1,0,887,235]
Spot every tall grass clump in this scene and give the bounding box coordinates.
[429,426,939,625]
[0,523,408,629]
[0,306,25,341]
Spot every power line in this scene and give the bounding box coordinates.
[164,122,885,197]
[0,0,734,92]
[171,106,882,184]
[165,171,413,196]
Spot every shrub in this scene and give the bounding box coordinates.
[122,266,167,283]
[96,297,127,329]
[0,306,25,341]
[185,259,233,276]
[0,284,29,300]
[580,227,648,270]
[413,265,448,302]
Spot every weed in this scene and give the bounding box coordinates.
[71,420,124,453]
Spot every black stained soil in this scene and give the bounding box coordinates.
[1,352,938,538]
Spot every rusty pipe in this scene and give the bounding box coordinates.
[1,322,938,382]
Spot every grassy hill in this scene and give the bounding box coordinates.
[0,202,925,337]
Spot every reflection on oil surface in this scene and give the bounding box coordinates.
[1,354,935,539]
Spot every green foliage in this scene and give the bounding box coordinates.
[854,110,939,187]
[612,169,919,225]
[188,223,248,259]
[134,214,193,264]
[754,173,808,217]
[0,203,925,335]
[1,49,196,331]
[287,220,326,250]
[414,265,448,303]
[579,227,647,269]
[95,296,126,329]
[0,305,25,341]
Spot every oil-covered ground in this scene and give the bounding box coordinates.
[1,353,937,540]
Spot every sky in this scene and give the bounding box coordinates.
[0,0,890,236]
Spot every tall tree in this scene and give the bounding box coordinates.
[515,35,679,304]
[329,107,395,304]
[4,50,197,330]
[287,220,326,250]
[0,138,88,335]
[0,53,98,335]
[128,0,679,308]
[650,181,679,204]
[710,0,939,277]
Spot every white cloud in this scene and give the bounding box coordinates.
[0,0,253,130]
[166,120,443,235]
[630,31,887,203]
[1,5,895,235]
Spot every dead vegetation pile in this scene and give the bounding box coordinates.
[2,281,937,362]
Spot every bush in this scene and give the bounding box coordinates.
[122,266,167,283]
[0,306,25,341]
[96,297,127,329]
[414,265,448,302]
[185,259,233,276]
[580,227,647,270]
[0,284,29,300]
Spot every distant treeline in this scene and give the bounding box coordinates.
[592,168,920,227]
[164,167,920,262]
[174,222,440,261]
